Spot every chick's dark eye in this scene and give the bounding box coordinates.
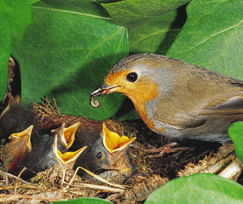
[96,152,102,159]
[126,72,138,82]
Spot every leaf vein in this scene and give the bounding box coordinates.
[85,27,125,59]
[131,28,180,45]
[191,20,243,50]
[32,6,111,20]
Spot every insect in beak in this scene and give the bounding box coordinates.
[90,84,119,108]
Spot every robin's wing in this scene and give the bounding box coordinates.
[161,95,243,130]
[200,95,243,119]
[163,117,207,129]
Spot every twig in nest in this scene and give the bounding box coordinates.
[0,170,31,185]
[0,194,63,202]
[32,96,61,119]
[64,166,80,191]
[63,182,124,193]
[52,97,60,115]
[60,168,66,188]
[14,167,27,194]
[0,184,37,191]
[64,167,125,193]
[73,166,127,189]
[218,157,243,180]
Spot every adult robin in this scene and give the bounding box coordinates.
[90,53,243,143]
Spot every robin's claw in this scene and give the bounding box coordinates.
[133,142,189,158]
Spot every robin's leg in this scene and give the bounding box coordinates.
[133,142,188,158]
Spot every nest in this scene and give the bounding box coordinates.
[0,97,241,203]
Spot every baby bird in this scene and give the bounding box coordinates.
[51,133,87,170]
[0,103,83,174]
[90,53,243,143]
[28,122,82,173]
[0,104,37,143]
[0,103,39,173]
[75,122,136,176]
[0,125,33,172]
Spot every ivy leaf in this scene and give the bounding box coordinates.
[100,0,188,25]
[100,0,190,53]
[54,197,112,204]
[128,10,178,54]
[145,173,243,204]
[167,0,243,80]
[229,122,243,161]
[12,0,129,120]
[0,0,37,100]
[0,2,10,100]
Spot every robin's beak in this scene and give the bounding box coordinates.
[90,84,119,108]
[91,84,119,96]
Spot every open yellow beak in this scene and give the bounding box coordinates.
[51,122,80,149]
[9,125,33,152]
[52,134,87,168]
[101,122,136,154]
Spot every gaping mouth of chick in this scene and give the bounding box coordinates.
[90,84,119,108]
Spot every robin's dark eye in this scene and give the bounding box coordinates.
[126,72,138,82]
[96,152,102,159]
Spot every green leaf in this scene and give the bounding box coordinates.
[145,173,243,204]
[128,10,178,54]
[167,0,243,80]
[229,122,243,161]
[12,0,128,120]
[6,0,35,40]
[94,0,119,3]
[101,0,188,25]
[0,2,10,100]
[54,197,112,204]
[101,0,189,54]
[0,0,36,100]
[28,0,42,4]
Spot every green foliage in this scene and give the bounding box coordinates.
[3,0,240,121]
[229,122,243,161]
[54,197,112,204]
[100,0,188,25]
[12,0,128,120]
[100,0,190,54]
[145,173,243,204]
[0,0,36,99]
[167,0,243,80]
